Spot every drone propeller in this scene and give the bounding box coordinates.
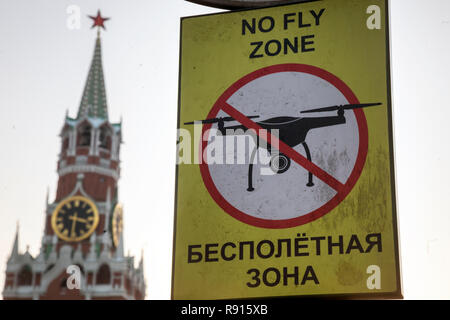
[184,115,259,125]
[300,102,382,114]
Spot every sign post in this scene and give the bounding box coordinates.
[185,0,309,10]
[173,0,401,299]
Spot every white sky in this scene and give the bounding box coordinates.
[0,0,449,300]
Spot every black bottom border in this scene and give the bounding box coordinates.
[2,298,444,318]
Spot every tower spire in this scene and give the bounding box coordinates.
[8,222,20,263]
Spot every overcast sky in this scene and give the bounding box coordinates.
[0,0,449,300]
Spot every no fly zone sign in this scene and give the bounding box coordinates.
[172,0,402,299]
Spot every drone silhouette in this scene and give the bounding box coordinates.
[185,102,381,192]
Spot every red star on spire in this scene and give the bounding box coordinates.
[88,10,110,30]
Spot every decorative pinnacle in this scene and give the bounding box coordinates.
[88,10,110,31]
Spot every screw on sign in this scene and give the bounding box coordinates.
[184,64,381,228]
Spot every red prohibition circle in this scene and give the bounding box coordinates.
[199,64,368,229]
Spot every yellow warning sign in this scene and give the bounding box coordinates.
[173,0,401,299]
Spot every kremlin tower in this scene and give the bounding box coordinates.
[2,11,146,300]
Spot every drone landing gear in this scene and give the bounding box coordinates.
[247,147,257,192]
[302,142,314,187]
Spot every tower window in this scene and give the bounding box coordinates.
[96,264,111,285]
[17,265,33,286]
[99,127,112,150]
[77,124,91,147]
[62,137,69,153]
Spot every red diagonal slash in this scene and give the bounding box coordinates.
[221,102,346,192]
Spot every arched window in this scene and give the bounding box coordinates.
[99,127,112,150]
[96,264,111,285]
[77,124,91,147]
[62,137,69,153]
[17,265,32,286]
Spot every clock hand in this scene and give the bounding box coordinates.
[70,212,78,238]
[74,217,88,223]
[69,215,88,223]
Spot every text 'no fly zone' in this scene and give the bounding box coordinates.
[242,8,325,59]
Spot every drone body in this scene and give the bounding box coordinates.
[185,102,381,191]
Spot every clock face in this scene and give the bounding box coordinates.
[51,196,99,242]
[111,203,123,248]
